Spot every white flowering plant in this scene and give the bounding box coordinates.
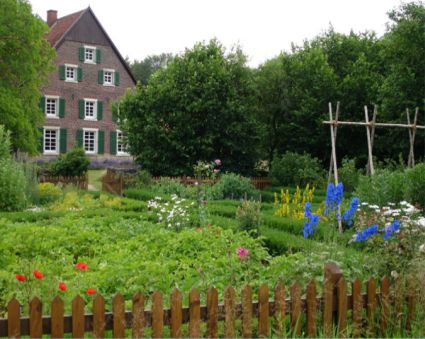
[352,200,425,276]
[147,194,196,230]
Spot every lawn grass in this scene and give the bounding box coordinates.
[88,169,106,191]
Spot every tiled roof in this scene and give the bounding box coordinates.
[45,9,85,46]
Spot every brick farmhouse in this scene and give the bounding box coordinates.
[38,7,136,164]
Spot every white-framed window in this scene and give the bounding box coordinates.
[117,130,129,156]
[83,128,98,154]
[65,64,78,82]
[84,98,97,120]
[43,127,60,154]
[84,45,96,63]
[45,96,59,118]
[103,69,115,86]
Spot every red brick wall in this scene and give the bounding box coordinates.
[39,40,134,162]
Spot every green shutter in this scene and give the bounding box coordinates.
[110,131,117,155]
[79,47,85,61]
[38,127,44,153]
[76,129,83,148]
[59,65,65,80]
[59,98,65,118]
[78,99,85,119]
[39,97,46,113]
[98,70,104,84]
[98,130,104,154]
[96,48,101,64]
[60,128,67,153]
[77,67,83,82]
[114,71,120,86]
[97,101,103,120]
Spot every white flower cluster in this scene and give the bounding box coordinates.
[147,194,194,229]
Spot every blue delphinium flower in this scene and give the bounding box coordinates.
[325,182,344,215]
[356,224,379,242]
[342,197,360,226]
[383,220,401,240]
[303,202,320,238]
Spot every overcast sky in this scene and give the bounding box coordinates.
[30,0,405,67]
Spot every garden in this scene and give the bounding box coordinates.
[1,126,425,336]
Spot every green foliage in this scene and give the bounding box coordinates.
[211,173,259,200]
[0,159,27,211]
[0,216,270,307]
[355,169,406,205]
[0,0,55,154]
[132,170,152,188]
[129,53,174,85]
[51,147,90,177]
[254,47,337,164]
[236,200,262,234]
[338,158,361,192]
[269,151,325,187]
[379,3,425,160]
[151,177,187,197]
[38,183,62,205]
[405,163,425,210]
[117,39,259,175]
[0,126,11,159]
[0,127,27,211]
[124,187,162,201]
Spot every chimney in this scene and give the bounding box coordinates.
[47,10,57,27]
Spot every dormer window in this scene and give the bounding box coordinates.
[85,46,95,63]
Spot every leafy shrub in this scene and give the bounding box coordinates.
[211,173,259,200]
[51,147,90,177]
[124,187,161,201]
[0,159,27,211]
[0,127,27,211]
[405,163,425,210]
[355,169,406,206]
[236,200,262,234]
[151,177,187,197]
[269,152,325,187]
[38,183,62,205]
[338,158,361,193]
[132,169,152,187]
[0,125,11,160]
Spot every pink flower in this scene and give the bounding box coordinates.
[214,159,221,166]
[237,246,249,258]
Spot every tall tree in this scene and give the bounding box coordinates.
[254,47,337,164]
[116,40,259,175]
[378,1,425,160]
[0,0,55,154]
[130,53,174,85]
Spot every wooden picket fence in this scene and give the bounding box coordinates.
[101,168,272,196]
[39,174,88,190]
[0,265,420,338]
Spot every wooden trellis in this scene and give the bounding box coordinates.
[325,102,424,179]
[323,102,424,233]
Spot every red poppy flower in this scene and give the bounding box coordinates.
[75,262,88,270]
[86,288,96,295]
[58,282,67,291]
[15,274,27,282]
[33,270,43,279]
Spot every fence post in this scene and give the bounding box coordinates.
[324,262,343,324]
